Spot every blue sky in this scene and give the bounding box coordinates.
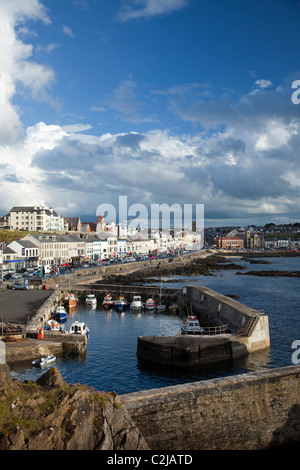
[1,0,300,227]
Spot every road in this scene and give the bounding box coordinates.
[0,288,54,325]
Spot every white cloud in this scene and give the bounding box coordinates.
[62,25,74,37]
[0,0,55,144]
[117,0,189,22]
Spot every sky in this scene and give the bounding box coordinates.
[0,0,300,228]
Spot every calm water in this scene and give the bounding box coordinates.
[9,256,300,395]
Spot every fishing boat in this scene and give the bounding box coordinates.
[54,305,67,322]
[144,298,156,310]
[102,293,114,309]
[32,355,56,367]
[113,296,129,312]
[130,295,143,310]
[181,316,205,335]
[69,321,89,336]
[85,294,97,307]
[64,292,78,310]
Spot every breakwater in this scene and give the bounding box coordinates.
[121,365,300,450]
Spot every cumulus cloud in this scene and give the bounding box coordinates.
[0,0,54,144]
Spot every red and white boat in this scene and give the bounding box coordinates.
[144,298,156,310]
[102,293,114,309]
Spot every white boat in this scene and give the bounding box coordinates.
[144,298,156,310]
[47,319,61,331]
[69,321,89,336]
[85,294,97,306]
[32,355,56,367]
[181,316,205,335]
[130,295,143,310]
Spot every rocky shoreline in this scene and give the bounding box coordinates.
[0,365,148,450]
[97,254,246,285]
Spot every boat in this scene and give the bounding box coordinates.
[46,319,61,331]
[32,355,56,367]
[55,305,67,322]
[130,295,143,310]
[85,294,97,307]
[113,296,129,312]
[64,292,78,310]
[168,302,180,314]
[69,321,89,336]
[144,298,156,310]
[102,293,114,309]
[156,302,166,311]
[181,316,205,335]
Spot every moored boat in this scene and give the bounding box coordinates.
[32,355,56,367]
[85,294,97,307]
[156,302,166,311]
[113,296,129,312]
[55,305,67,322]
[64,292,78,310]
[46,319,61,331]
[130,295,143,310]
[144,298,156,310]
[69,321,89,336]
[181,316,204,335]
[102,293,114,309]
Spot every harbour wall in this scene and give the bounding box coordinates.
[121,365,300,450]
[181,285,270,353]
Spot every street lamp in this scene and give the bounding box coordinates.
[0,242,3,284]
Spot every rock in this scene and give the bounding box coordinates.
[36,367,65,388]
[0,364,11,387]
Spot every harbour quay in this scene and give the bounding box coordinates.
[0,288,87,363]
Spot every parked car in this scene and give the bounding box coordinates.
[11,282,29,290]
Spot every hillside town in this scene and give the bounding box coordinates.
[0,205,299,273]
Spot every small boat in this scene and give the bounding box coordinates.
[130,295,143,310]
[102,293,114,309]
[46,319,61,331]
[32,355,56,367]
[64,292,78,310]
[181,316,205,335]
[69,321,89,336]
[144,298,156,310]
[55,305,67,322]
[156,302,166,311]
[168,302,180,314]
[113,296,129,312]
[85,294,97,307]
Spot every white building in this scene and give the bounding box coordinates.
[9,206,65,232]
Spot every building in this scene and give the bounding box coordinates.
[64,217,82,232]
[9,206,65,232]
[213,236,244,250]
[7,240,39,267]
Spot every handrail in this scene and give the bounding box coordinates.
[202,324,228,335]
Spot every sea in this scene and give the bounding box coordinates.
[9,256,300,396]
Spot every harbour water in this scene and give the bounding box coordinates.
[9,256,300,395]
